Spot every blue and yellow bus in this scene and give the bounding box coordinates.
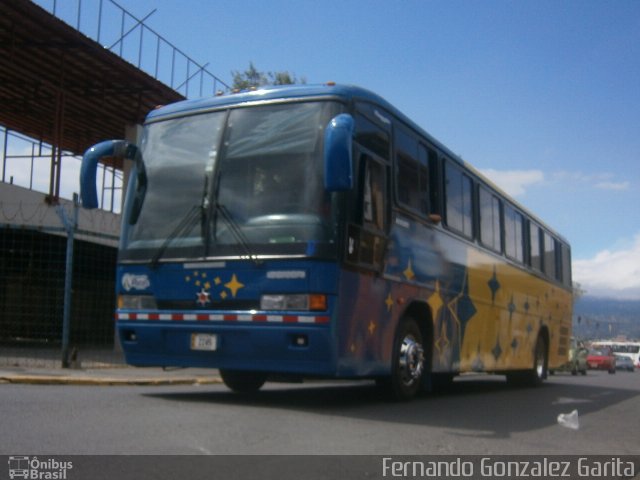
[80,84,573,400]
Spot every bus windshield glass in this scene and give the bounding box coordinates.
[119,101,342,262]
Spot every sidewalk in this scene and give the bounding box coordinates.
[0,365,222,386]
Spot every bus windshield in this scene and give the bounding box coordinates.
[119,101,342,262]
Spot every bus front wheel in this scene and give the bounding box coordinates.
[389,317,426,401]
[219,369,268,393]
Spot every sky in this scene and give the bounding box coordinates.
[23,0,640,299]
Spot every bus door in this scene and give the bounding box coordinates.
[345,107,391,272]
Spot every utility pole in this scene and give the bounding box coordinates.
[56,193,79,368]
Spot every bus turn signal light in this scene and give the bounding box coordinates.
[309,294,327,311]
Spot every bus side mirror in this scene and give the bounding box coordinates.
[80,140,143,213]
[324,113,354,191]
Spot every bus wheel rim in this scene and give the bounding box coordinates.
[399,334,424,386]
[535,340,545,378]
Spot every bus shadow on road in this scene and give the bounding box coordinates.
[143,372,640,436]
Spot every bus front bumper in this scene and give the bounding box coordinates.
[117,316,336,376]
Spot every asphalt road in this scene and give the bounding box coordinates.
[2,370,638,455]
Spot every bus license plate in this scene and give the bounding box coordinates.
[191,333,218,351]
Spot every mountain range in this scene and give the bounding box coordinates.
[572,296,640,340]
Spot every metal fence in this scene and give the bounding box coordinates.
[33,0,231,98]
[1,126,122,213]
[0,205,124,368]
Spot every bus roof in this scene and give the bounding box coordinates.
[146,83,569,245]
[147,83,468,179]
[148,83,390,121]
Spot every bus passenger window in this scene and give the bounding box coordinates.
[561,243,572,286]
[530,224,542,271]
[363,158,386,231]
[505,204,524,263]
[445,162,473,238]
[355,113,389,159]
[395,127,429,215]
[479,186,502,252]
[544,232,557,279]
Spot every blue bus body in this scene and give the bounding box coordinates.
[82,84,573,398]
[116,259,338,375]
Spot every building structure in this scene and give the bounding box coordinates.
[0,0,229,365]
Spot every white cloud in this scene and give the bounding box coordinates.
[59,157,82,199]
[478,169,544,197]
[478,168,632,197]
[595,181,630,191]
[551,171,630,191]
[573,234,640,300]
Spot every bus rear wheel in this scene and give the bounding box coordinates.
[507,334,548,387]
[389,317,425,401]
[219,370,268,393]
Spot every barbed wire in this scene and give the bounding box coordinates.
[0,199,121,240]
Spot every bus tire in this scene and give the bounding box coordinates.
[219,369,268,393]
[507,334,548,387]
[389,317,426,401]
[531,334,548,385]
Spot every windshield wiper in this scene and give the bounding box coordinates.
[150,205,204,269]
[151,172,212,269]
[214,203,262,265]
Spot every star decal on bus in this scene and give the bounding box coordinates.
[403,259,415,281]
[224,274,244,298]
[427,281,444,317]
[471,353,485,372]
[435,328,450,355]
[492,335,503,361]
[508,294,516,322]
[368,320,377,335]
[385,293,394,312]
[448,270,476,339]
[185,270,246,302]
[196,288,211,307]
[488,266,500,304]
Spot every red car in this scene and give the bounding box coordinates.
[587,347,616,374]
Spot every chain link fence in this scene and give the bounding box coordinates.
[1,119,124,368]
[0,223,124,369]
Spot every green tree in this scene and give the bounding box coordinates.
[231,62,305,90]
[231,62,266,90]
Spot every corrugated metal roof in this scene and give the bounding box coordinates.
[0,0,184,158]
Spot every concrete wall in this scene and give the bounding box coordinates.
[0,182,121,247]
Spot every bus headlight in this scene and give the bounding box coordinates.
[118,295,157,310]
[260,294,327,311]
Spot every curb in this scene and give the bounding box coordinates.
[0,375,222,386]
